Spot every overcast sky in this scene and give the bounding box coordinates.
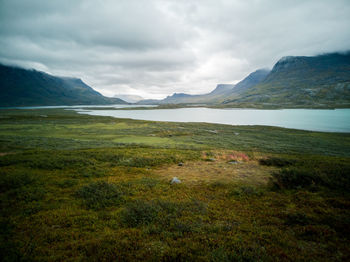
[1,0,349,99]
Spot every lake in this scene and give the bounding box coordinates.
[75,107,350,133]
[0,104,156,109]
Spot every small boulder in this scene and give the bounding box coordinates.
[228,160,239,164]
[171,177,181,184]
[178,162,184,166]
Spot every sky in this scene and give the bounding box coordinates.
[0,0,350,99]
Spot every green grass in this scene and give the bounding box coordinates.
[0,108,349,261]
[0,109,349,155]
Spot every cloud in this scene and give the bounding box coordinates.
[1,0,349,99]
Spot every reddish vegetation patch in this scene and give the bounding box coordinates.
[0,152,13,156]
[202,150,250,162]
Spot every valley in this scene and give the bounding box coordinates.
[0,109,349,261]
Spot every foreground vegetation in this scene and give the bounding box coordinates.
[0,109,349,261]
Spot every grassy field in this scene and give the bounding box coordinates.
[0,109,349,261]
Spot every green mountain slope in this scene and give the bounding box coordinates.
[144,69,269,105]
[0,64,127,106]
[224,52,350,107]
[229,69,270,95]
[158,84,233,104]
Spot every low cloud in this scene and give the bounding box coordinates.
[1,0,349,99]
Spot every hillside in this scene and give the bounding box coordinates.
[137,52,350,108]
[137,84,235,105]
[138,70,268,105]
[227,69,270,95]
[0,64,127,106]
[224,52,350,107]
[137,69,271,105]
[113,94,143,103]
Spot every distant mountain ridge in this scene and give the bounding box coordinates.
[137,70,270,105]
[147,84,236,105]
[113,94,143,103]
[138,52,350,107]
[230,69,270,94]
[0,64,127,106]
[224,52,350,106]
[2,51,349,108]
[209,84,234,95]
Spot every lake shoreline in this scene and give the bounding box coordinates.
[74,107,350,133]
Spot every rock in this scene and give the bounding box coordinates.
[228,160,239,164]
[234,132,239,135]
[207,158,216,162]
[178,162,184,166]
[171,177,181,184]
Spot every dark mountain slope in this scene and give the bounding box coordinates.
[146,70,269,105]
[224,52,350,106]
[157,85,234,104]
[0,64,126,106]
[209,84,234,95]
[231,69,270,94]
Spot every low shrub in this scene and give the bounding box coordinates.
[229,185,263,198]
[56,179,78,188]
[0,171,36,192]
[75,181,124,210]
[8,187,46,203]
[284,212,312,226]
[271,168,320,189]
[259,157,296,167]
[269,157,350,191]
[120,199,207,228]
[120,200,161,227]
[0,170,45,205]
[138,177,160,189]
[318,163,350,191]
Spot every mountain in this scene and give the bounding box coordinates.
[136,99,161,105]
[161,93,197,104]
[220,69,270,102]
[230,69,270,94]
[6,52,348,108]
[140,52,350,107]
[0,64,127,106]
[113,94,143,103]
[137,84,235,105]
[224,52,350,106]
[209,84,234,95]
[137,69,270,105]
[138,71,269,105]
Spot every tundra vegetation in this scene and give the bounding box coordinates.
[0,109,349,261]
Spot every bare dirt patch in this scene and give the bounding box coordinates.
[155,158,276,185]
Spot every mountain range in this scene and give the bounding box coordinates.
[1,52,349,108]
[0,64,127,107]
[138,52,350,107]
[113,94,143,103]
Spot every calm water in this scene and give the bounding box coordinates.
[75,107,350,133]
[0,104,156,109]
